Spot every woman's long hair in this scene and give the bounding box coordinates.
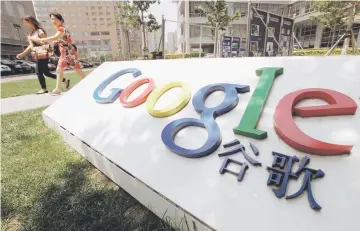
[21,16,47,36]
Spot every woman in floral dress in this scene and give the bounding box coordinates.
[29,12,86,95]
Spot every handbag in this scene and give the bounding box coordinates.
[31,44,53,61]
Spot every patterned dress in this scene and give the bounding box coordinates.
[55,25,81,71]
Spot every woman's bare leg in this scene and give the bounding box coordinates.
[54,69,64,93]
[75,68,86,78]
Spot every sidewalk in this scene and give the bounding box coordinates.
[1,68,95,83]
[1,93,63,115]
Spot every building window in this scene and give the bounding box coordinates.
[100,18,104,21]
[305,1,314,14]
[189,2,205,17]
[107,18,111,21]
[190,25,200,37]
[91,32,100,36]
[295,21,317,48]
[98,6,102,10]
[91,6,95,10]
[92,12,96,16]
[321,23,360,48]
[290,2,302,17]
[92,18,96,21]
[99,12,103,15]
[233,3,247,17]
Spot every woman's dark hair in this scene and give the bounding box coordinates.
[49,12,64,23]
[21,15,47,35]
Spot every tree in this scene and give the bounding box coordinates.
[342,2,360,55]
[115,2,141,59]
[197,0,240,57]
[311,1,346,48]
[311,1,360,54]
[132,0,161,56]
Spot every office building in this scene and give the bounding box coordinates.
[167,31,177,53]
[176,0,360,53]
[32,0,142,59]
[1,1,36,59]
[147,29,162,52]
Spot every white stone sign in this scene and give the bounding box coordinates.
[43,57,360,231]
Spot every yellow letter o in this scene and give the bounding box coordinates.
[146,82,191,118]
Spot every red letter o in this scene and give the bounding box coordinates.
[119,78,155,108]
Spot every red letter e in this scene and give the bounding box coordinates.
[274,88,357,156]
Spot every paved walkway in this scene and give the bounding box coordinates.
[1,93,63,115]
[1,68,95,83]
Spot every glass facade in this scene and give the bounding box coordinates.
[294,21,317,48]
[321,23,360,48]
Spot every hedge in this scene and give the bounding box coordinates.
[165,52,205,59]
[293,48,360,56]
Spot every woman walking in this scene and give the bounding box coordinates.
[17,16,69,94]
[29,13,86,95]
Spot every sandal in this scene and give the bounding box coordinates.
[36,89,48,94]
[51,89,61,95]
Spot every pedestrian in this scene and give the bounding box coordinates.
[17,16,69,94]
[29,12,86,95]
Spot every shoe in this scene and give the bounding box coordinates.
[51,89,61,95]
[36,89,48,94]
[65,79,70,89]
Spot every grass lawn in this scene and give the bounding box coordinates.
[1,70,92,99]
[1,108,174,231]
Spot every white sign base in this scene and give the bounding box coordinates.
[43,57,360,231]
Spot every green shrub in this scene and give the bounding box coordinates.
[293,48,360,56]
[165,52,205,59]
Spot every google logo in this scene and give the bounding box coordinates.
[93,67,358,158]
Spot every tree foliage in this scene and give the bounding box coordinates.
[311,1,346,29]
[116,2,141,31]
[197,0,240,57]
[311,1,360,53]
[116,1,161,56]
[132,0,161,53]
[115,2,140,58]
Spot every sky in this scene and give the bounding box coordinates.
[149,0,178,39]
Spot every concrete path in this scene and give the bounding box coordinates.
[0,74,38,83]
[1,68,95,83]
[1,93,63,115]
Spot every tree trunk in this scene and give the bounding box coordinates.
[126,30,131,59]
[330,28,336,47]
[351,29,357,54]
[141,11,147,56]
[341,4,356,55]
[214,26,219,57]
